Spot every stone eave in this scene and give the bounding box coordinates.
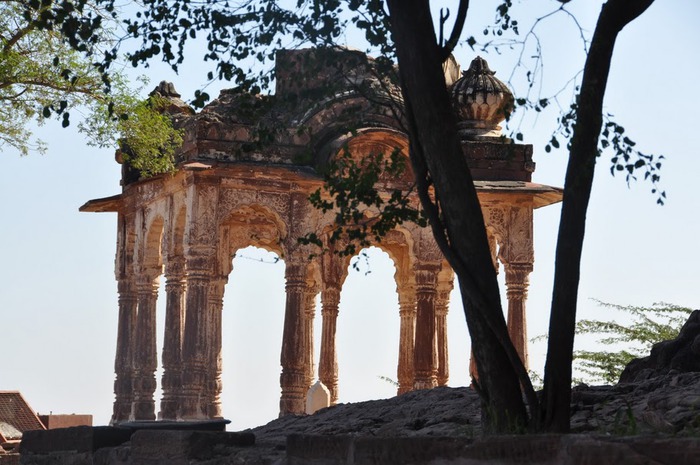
[187,161,320,182]
[475,181,563,209]
[79,194,122,213]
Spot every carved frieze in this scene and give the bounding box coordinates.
[187,184,219,247]
[486,206,507,242]
[503,206,534,266]
[414,228,443,262]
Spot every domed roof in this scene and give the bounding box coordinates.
[450,57,514,139]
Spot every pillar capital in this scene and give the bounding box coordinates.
[135,274,160,294]
[504,261,533,275]
[321,286,340,316]
[504,262,532,298]
[185,248,217,277]
[284,261,311,294]
[165,255,186,276]
[414,263,440,297]
[398,283,417,318]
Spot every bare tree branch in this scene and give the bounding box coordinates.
[440,0,469,61]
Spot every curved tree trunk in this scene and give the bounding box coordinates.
[542,0,655,432]
[386,0,529,432]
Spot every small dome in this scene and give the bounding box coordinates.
[451,57,514,139]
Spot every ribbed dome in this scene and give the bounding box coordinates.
[451,57,514,139]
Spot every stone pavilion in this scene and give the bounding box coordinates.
[81,48,562,424]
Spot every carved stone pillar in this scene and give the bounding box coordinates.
[436,273,453,386]
[505,262,533,370]
[180,182,219,420]
[132,275,159,420]
[206,277,226,419]
[159,256,186,420]
[304,283,319,387]
[501,206,534,371]
[112,278,137,423]
[180,249,215,419]
[279,262,314,416]
[413,264,440,390]
[397,285,416,394]
[318,286,340,404]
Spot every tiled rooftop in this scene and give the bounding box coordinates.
[0,392,45,441]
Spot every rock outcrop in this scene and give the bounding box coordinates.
[620,310,700,383]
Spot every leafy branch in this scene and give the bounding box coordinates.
[574,301,691,384]
[543,101,667,205]
[298,146,426,257]
[601,116,666,205]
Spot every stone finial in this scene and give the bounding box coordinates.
[450,57,514,140]
[149,81,195,115]
[152,81,181,98]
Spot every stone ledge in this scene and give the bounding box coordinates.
[20,426,132,454]
[286,434,700,465]
[130,430,255,464]
[19,426,255,465]
[0,454,19,465]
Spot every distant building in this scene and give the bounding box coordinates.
[0,391,44,454]
[0,391,91,461]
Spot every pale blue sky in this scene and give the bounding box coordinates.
[1,1,698,430]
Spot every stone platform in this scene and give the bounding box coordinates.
[18,427,700,465]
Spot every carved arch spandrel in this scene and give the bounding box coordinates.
[316,225,416,290]
[377,228,415,290]
[218,189,292,230]
[484,206,508,272]
[218,203,288,277]
[323,129,414,189]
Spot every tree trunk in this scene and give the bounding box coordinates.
[386,0,528,432]
[542,0,655,432]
